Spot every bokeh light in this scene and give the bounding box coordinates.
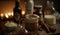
[11,12,14,16]
[8,13,11,16]
[22,11,25,15]
[5,13,9,18]
[1,13,4,17]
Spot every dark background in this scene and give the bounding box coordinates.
[52,0,60,13]
[0,0,60,13]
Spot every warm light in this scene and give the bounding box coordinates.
[11,12,14,16]
[25,29,28,33]
[1,13,4,17]
[5,13,9,18]
[22,11,25,15]
[8,13,11,16]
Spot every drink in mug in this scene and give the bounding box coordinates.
[25,14,39,32]
[45,15,56,26]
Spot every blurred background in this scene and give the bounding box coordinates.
[0,0,60,35]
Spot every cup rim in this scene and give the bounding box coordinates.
[25,14,39,19]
